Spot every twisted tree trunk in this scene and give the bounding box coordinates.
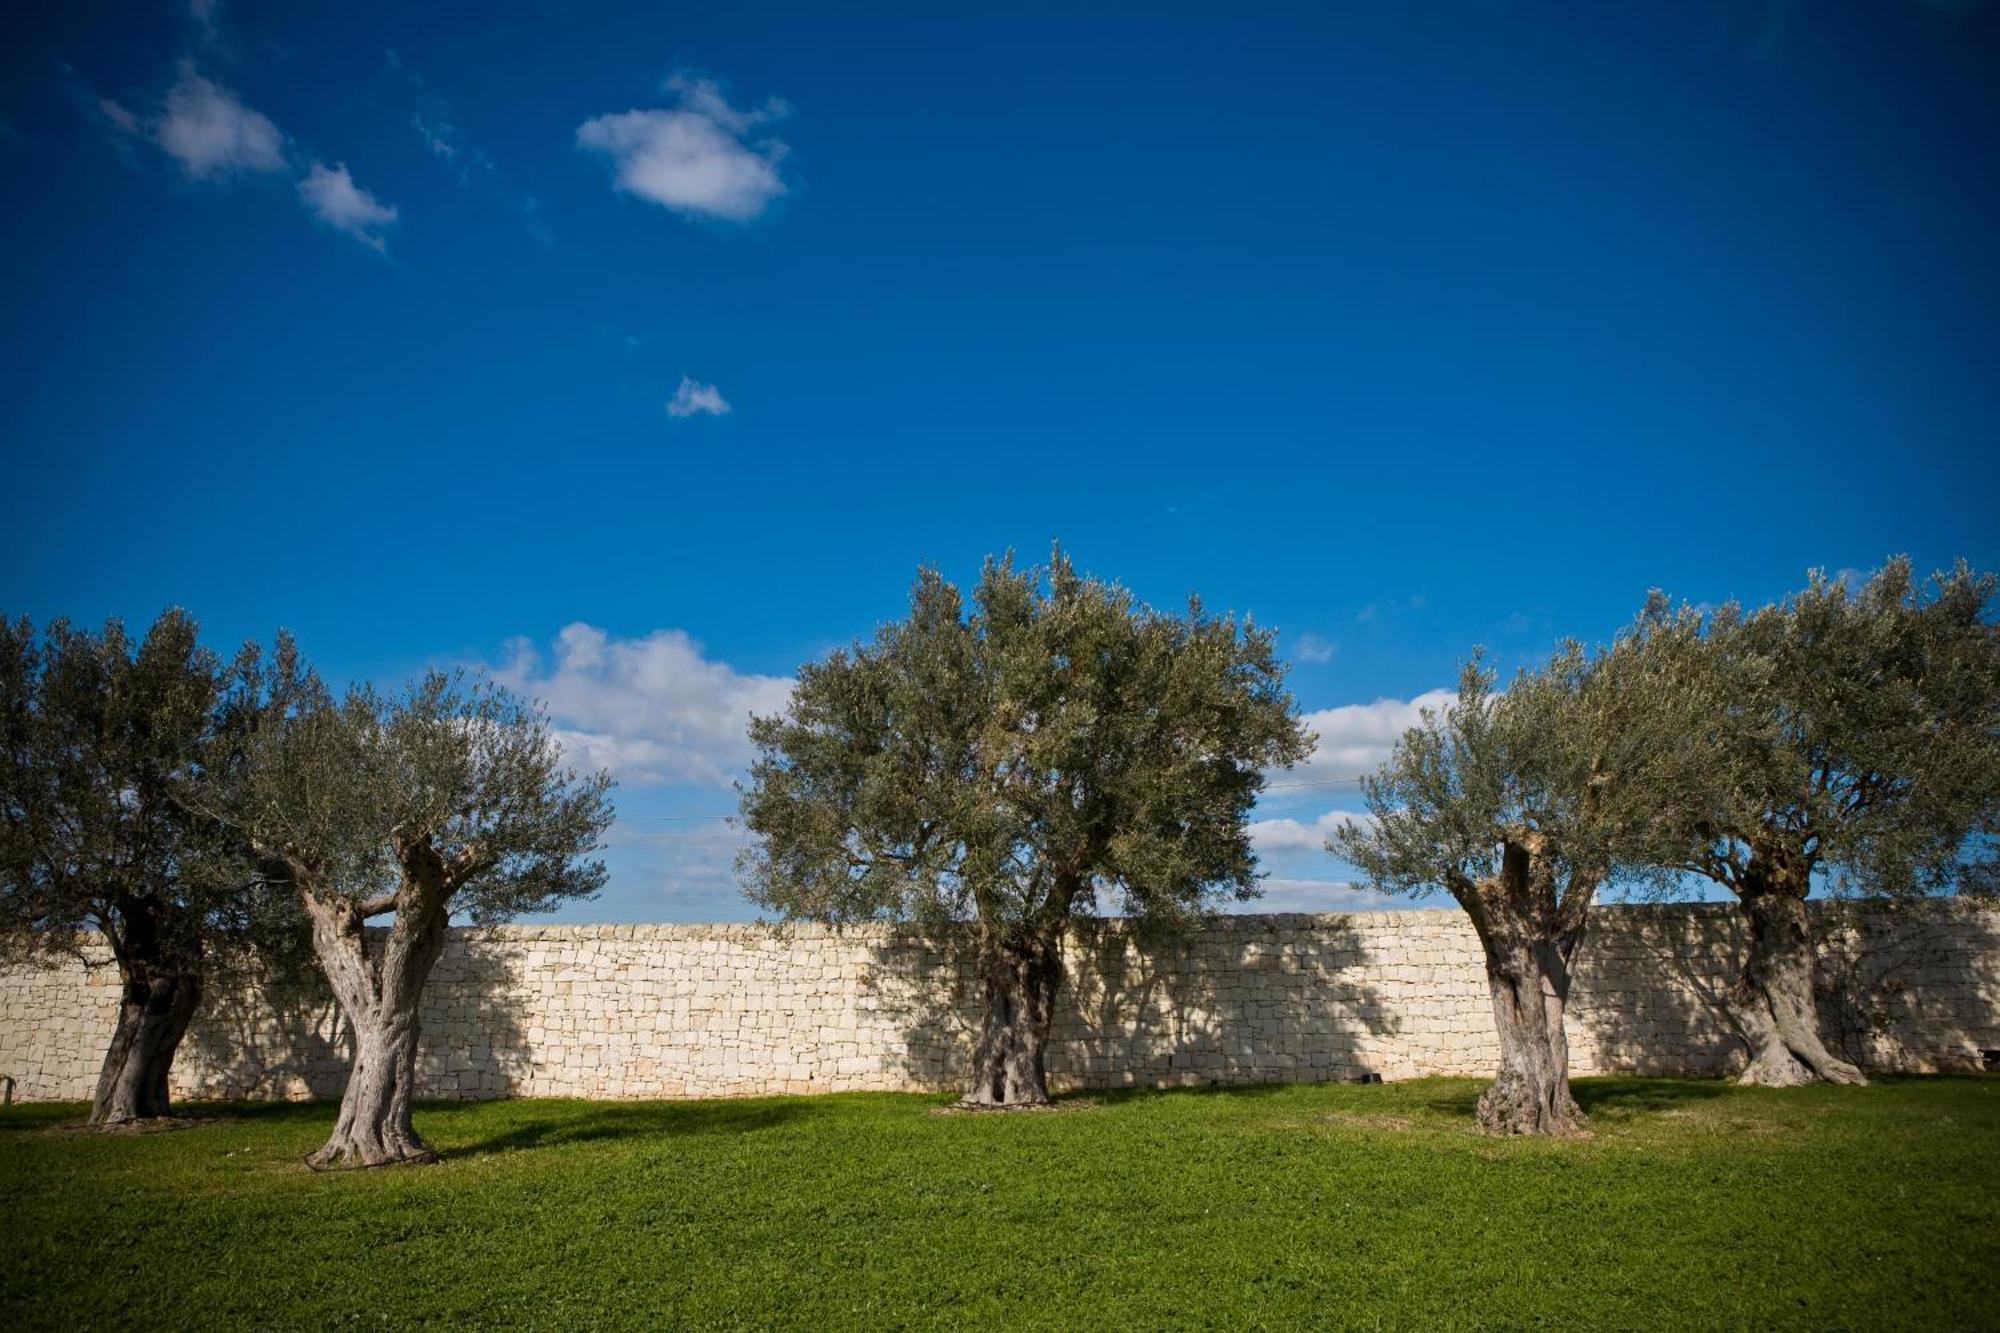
[1461,843,1590,1136]
[1476,933,1585,1135]
[91,963,201,1125]
[1728,851,1865,1087]
[963,926,1064,1107]
[301,886,450,1168]
[90,898,203,1126]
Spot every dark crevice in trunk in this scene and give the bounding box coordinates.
[90,966,201,1126]
[90,897,203,1127]
[1460,841,1591,1136]
[1727,850,1866,1087]
[963,927,1064,1107]
[301,887,450,1169]
[1474,931,1585,1135]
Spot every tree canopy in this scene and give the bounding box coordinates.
[0,610,294,1123]
[1334,608,1719,1133]
[226,659,613,1166]
[1653,558,2000,901]
[742,552,1313,933]
[1636,558,2000,1085]
[741,550,1313,1104]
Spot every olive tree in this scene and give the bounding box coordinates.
[1333,615,1715,1135]
[1645,559,2000,1086]
[740,551,1312,1107]
[231,658,612,1167]
[0,611,288,1125]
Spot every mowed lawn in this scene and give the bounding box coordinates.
[3,1077,1996,1330]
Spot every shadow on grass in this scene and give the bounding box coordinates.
[1415,1075,1737,1122]
[449,1097,839,1157]
[1085,1080,1304,1109]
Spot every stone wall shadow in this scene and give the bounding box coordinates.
[1569,903,1747,1078]
[1813,899,2000,1073]
[1571,900,2000,1078]
[871,914,1401,1096]
[411,930,534,1099]
[184,928,532,1102]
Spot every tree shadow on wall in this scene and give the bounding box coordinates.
[1813,898,2000,1073]
[185,927,532,1104]
[871,913,1402,1096]
[1571,899,2000,1080]
[1567,903,1749,1080]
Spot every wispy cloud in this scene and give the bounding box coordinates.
[187,0,226,51]
[385,51,551,247]
[1230,877,1403,913]
[150,63,286,180]
[1292,633,1338,664]
[74,21,401,253]
[607,817,757,915]
[1249,809,1372,854]
[576,73,790,222]
[298,161,398,251]
[492,624,793,788]
[383,51,488,173]
[667,376,731,418]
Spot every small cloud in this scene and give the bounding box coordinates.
[666,376,730,419]
[1292,633,1338,664]
[297,161,398,251]
[96,98,140,136]
[153,63,286,179]
[576,74,790,222]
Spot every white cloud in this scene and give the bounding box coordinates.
[666,376,731,418]
[1292,633,1338,664]
[297,161,398,251]
[1291,688,1455,785]
[576,75,790,222]
[493,624,793,787]
[153,63,286,179]
[1249,809,1373,854]
[1228,878,1403,913]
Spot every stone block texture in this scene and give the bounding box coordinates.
[2,902,1995,1104]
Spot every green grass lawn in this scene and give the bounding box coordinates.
[3,1077,1996,1330]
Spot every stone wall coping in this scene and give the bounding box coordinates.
[39,897,1995,951]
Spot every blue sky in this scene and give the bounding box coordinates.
[3,1,1996,921]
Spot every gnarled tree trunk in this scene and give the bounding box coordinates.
[301,887,450,1168]
[90,897,203,1126]
[1728,852,1865,1087]
[963,927,1064,1107]
[1461,844,1590,1136]
[91,964,201,1125]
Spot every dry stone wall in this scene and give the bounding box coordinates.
[2,902,1995,1104]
